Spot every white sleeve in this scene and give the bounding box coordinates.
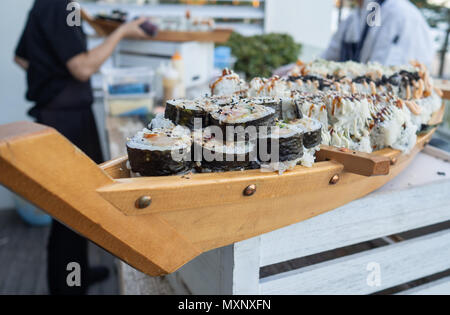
[364,8,434,67]
[363,10,402,65]
[321,18,349,61]
[395,17,435,68]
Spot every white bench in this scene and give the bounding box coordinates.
[117,148,450,295]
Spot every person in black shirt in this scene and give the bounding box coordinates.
[15,0,149,295]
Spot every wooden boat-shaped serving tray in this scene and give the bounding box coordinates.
[0,105,445,276]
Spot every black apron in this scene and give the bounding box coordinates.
[40,80,103,295]
[34,80,104,164]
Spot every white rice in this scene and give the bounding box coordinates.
[149,113,175,131]
[299,146,320,168]
[127,126,192,152]
[193,130,253,155]
[210,102,275,124]
[260,157,302,175]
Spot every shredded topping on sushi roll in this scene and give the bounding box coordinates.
[210,69,248,96]
[127,59,443,177]
[248,76,290,98]
[208,60,441,154]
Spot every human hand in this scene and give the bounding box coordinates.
[118,17,150,40]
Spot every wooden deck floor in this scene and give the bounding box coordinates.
[0,209,119,295]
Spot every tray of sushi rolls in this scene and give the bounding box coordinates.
[0,60,446,276]
[125,60,444,178]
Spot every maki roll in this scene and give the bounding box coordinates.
[287,117,322,149]
[192,130,256,172]
[294,92,327,120]
[209,101,276,141]
[250,97,283,120]
[127,125,192,176]
[210,69,248,96]
[294,92,329,144]
[165,99,208,130]
[258,121,304,163]
[205,95,240,107]
[247,76,290,98]
[282,97,302,121]
[201,95,240,113]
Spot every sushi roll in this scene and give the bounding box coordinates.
[250,97,283,120]
[294,92,327,120]
[247,76,290,98]
[201,95,240,112]
[287,117,322,149]
[258,121,304,163]
[210,69,248,96]
[127,125,192,177]
[192,129,257,172]
[208,101,276,141]
[281,97,302,121]
[294,92,329,144]
[148,113,175,131]
[165,99,208,130]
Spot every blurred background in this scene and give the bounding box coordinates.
[1,0,450,294]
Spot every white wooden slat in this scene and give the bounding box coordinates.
[424,145,450,162]
[232,237,261,295]
[119,262,175,295]
[167,245,234,295]
[167,238,262,295]
[377,151,450,193]
[398,276,450,295]
[260,229,450,295]
[260,180,450,267]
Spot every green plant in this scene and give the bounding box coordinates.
[223,32,302,79]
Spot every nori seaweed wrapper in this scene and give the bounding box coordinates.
[192,136,256,172]
[165,100,208,130]
[127,146,192,177]
[258,129,304,163]
[251,97,283,120]
[292,99,305,119]
[281,98,302,121]
[302,128,322,149]
[288,117,322,149]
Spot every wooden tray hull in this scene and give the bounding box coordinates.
[101,131,432,251]
[0,121,439,276]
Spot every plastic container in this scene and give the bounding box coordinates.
[102,67,155,117]
[163,65,179,103]
[171,52,186,99]
[14,195,51,227]
[214,46,237,70]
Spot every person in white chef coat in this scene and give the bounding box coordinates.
[323,0,435,67]
[274,0,435,76]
